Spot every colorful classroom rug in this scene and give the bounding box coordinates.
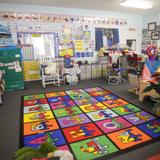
[21,87,160,160]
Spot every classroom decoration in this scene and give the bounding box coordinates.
[0,11,128,59]
[59,41,74,57]
[95,28,120,51]
[0,47,24,91]
[0,11,127,26]
[75,40,84,52]
[58,24,94,58]
[22,60,40,81]
[21,87,160,160]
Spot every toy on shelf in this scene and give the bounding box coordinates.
[64,54,71,68]
[64,61,81,85]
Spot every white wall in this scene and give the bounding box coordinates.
[0,4,143,62]
[143,12,160,29]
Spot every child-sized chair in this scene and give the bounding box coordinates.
[40,57,64,88]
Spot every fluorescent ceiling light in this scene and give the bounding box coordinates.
[120,0,153,9]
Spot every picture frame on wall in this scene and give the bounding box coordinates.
[146,31,151,41]
[151,31,160,40]
[126,39,136,51]
[148,22,156,31]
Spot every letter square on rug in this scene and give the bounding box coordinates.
[50,100,76,110]
[57,113,91,128]
[24,94,45,100]
[86,109,118,121]
[95,117,133,133]
[63,123,102,143]
[123,111,156,125]
[88,90,110,97]
[107,126,151,149]
[24,119,59,135]
[84,87,103,92]
[70,135,119,160]
[45,91,66,98]
[79,102,107,113]
[66,89,91,100]
[24,129,66,148]
[24,98,48,106]
[23,104,51,114]
[58,145,70,151]
[53,106,82,118]
[94,94,118,102]
[24,111,54,123]
[74,97,98,106]
[102,99,128,108]
[47,95,70,103]
[111,104,141,115]
[137,119,160,138]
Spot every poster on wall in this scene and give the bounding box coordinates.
[95,28,119,51]
[75,40,84,52]
[103,29,120,49]
[73,25,84,40]
[59,48,74,57]
[62,25,72,42]
[58,41,74,57]
[126,39,136,51]
[84,30,90,41]
[84,26,91,51]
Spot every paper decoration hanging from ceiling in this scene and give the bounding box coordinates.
[0,11,127,26]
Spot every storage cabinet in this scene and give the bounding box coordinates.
[80,63,110,80]
[80,65,92,80]
[0,47,24,91]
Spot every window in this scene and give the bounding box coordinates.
[17,32,57,59]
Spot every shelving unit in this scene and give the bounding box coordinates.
[0,71,5,104]
[80,63,110,80]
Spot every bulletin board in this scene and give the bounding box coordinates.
[58,24,94,58]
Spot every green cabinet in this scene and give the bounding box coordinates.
[0,47,24,91]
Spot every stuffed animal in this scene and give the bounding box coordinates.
[47,150,73,160]
[44,62,57,75]
[98,47,106,56]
